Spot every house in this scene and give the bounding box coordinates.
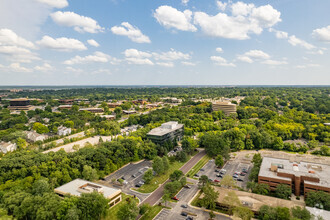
[57,126,72,136]
[0,142,17,154]
[26,131,48,142]
[55,179,122,207]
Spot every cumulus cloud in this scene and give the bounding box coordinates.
[154,5,197,32]
[312,25,330,42]
[0,29,35,49]
[288,35,315,50]
[295,63,321,69]
[157,62,174,67]
[37,35,87,51]
[124,49,152,58]
[50,11,104,33]
[181,61,196,66]
[2,63,32,72]
[35,0,68,8]
[194,2,281,40]
[237,55,253,63]
[111,22,151,43]
[210,56,235,67]
[87,39,100,47]
[262,59,288,65]
[126,57,154,65]
[216,1,227,11]
[216,47,223,53]
[182,0,189,6]
[268,28,288,39]
[237,50,270,63]
[34,63,54,71]
[153,49,191,61]
[64,51,112,65]
[65,66,83,73]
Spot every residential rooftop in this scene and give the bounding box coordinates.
[259,157,330,188]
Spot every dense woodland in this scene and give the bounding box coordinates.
[0,87,329,219]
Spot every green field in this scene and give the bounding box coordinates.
[135,160,187,193]
[186,155,212,178]
[105,194,138,220]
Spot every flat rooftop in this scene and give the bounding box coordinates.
[259,157,330,188]
[147,121,183,136]
[54,179,121,198]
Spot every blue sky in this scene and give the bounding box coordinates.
[0,0,329,85]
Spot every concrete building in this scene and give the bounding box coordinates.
[58,105,72,110]
[59,99,74,104]
[258,157,330,197]
[57,126,72,136]
[212,102,237,115]
[54,179,122,207]
[123,110,136,115]
[107,102,122,108]
[147,121,184,144]
[8,98,32,111]
[26,131,48,142]
[0,142,17,154]
[79,108,104,113]
[100,115,116,120]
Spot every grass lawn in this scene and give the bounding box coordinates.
[140,205,163,220]
[135,160,187,193]
[105,193,138,220]
[186,155,212,178]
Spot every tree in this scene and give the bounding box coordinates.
[221,175,236,188]
[275,184,291,200]
[162,156,169,171]
[201,184,219,210]
[117,198,139,220]
[169,170,183,182]
[223,191,241,208]
[77,192,109,220]
[209,211,215,219]
[164,181,182,197]
[82,165,99,181]
[64,120,74,128]
[215,155,224,167]
[152,156,164,175]
[291,206,312,220]
[233,206,254,220]
[305,191,330,210]
[139,203,151,215]
[199,175,209,188]
[161,193,170,207]
[33,122,49,134]
[143,169,153,184]
[249,183,269,195]
[16,137,27,149]
[32,179,50,196]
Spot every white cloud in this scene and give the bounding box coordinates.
[0,29,35,49]
[237,55,253,63]
[154,5,197,32]
[87,39,100,47]
[295,63,320,69]
[34,63,54,71]
[288,35,315,50]
[312,25,330,42]
[181,61,196,66]
[210,56,235,67]
[216,47,223,53]
[64,51,111,65]
[35,0,68,8]
[65,66,83,73]
[0,45,39,63]
[216,1,227,11]
[92,68,112,75]
[237,50,270,63]
[50,11,104,33]
[126,57,154,65]
[182,0,189,6]
[37,35,87,51]
[124,49,152,58]
[6,63,32,72]
[111,22,151,43]
[153,49,191,61]
[307,49,324,55]
[262,59,288,65]
[157,62,174,67]
[194,2,281,40]
[269,28,288,39]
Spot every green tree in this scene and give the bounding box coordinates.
[117,199,139,220]
[275,184,291,200]
[162,156,169,171]
[221,175,236,188]
[201,183,219,210]
[152,156,164,175]
[82,165,99,181]
[64,120,74,128]
[143,169,153,184]
[215,155,224,167]
[33,122,49,134]
[77,192,109,220]
[305,191,330,210]
[291,206,312,220]
[32,179,50,196]
[16,137,27,149]
[199,175,209,188]
[233,206,254,220]
[169,170,184,181]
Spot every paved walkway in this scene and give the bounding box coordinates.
[141,150,206,206]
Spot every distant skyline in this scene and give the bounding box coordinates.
[0,0,330,85]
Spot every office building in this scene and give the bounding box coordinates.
[212,102,237,115]
[147,121,184,144]
[258,157,330,197]
[8,98,32,111]
[79,108,104,113]
[55,179,122,207]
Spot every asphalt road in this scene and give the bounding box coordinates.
[141,150,206,206]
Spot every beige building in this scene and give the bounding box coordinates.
[212,102,237,115]
[55,179,122,207]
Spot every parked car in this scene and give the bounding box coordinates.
[233,174,238,178]
[214,179,220,183]
[181,204,188,208]
[216,174,223,178]
[132,174,137,178]
[172,196,179,201]
[181,212,188,216]
[240,173,246,176]
[220,169,226,174]
[215,169,220,172]
[135,184,141,187]
[200,168,205,171]
[194,174,199,177]
[184,185,191,189]
[237,178,244,182]
[186,217,193,220]
[209,179,213,182]
[121,176,125,180]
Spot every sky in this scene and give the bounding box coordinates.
[0,0,330,85]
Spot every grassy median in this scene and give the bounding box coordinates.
[134,160,186,193]
[186,155,212,178]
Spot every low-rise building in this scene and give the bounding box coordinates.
[79,108,104,113]
[57,126,72,136]
[26,131,48,142]
[8,98,32,111]
[147,121,184,144]
[258,157,330,197]
[123,110,136,114]
[0,142,17,154]
[54,179,122,207]
[107,102,122,108]
[212,102,237,115]
[58,105,72,110]
[100,115,116,120]
[59,99,74,105]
